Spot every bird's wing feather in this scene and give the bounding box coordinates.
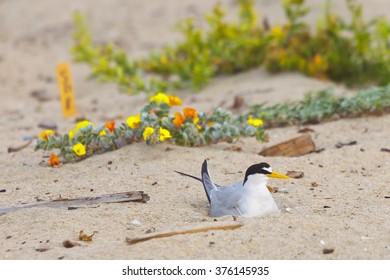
[201,160,220,204]
[210,184,242,217]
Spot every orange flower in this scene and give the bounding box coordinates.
[105,121,115,132]
[168,95,182,106]
[183,107,197,119]
[173,112,185,127]
[49,154,60,167]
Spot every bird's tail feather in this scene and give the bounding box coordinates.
[174,160,213,205]
[201,160,214,204]
[174,171,202,183]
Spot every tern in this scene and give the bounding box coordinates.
[175,160,290,217]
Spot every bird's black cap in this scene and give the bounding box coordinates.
[243,162,271,185]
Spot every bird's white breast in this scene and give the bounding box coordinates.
[238,174,279,217]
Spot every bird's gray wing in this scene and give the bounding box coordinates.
[210,183,243,217]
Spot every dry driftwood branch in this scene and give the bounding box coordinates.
[126,222,244,245]
[0,191,149,215]
[259,133,316,157]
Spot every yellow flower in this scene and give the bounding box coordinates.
[160,56,169,65]
[76,120,94,130]
[68,130,74,141]
[247,116,263,127]
[73,142,86,156]
[99,130,106,136]
[143,127,155,140]
[149,92,170,104]
[168,95,182,106]
[270,26,284,38]
[159,127,171,142]
[126,114,141,129]
[39,130,54,141]
[193,116,201,130]
[71,120,94,136]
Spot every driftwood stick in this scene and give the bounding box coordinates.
[259,133,316,157]
[7,140,33,153]
[126,222,244,245]
[0,191,149,215]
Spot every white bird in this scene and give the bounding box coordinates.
[175,159,290,217]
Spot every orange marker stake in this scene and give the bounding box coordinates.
[57,63,77,118]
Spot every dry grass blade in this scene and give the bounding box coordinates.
[126,222,244,245]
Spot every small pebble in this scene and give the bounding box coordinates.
[132,219,141,225]
[63,240,81,248]
[323,248,335,254]
[38,122,58,130]
[285,207,292,212]
[31,89,51,102]
[35,244,51,252]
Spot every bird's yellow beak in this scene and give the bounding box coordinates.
[267,171,290,179]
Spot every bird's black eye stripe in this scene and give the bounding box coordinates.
[243,162,272,184]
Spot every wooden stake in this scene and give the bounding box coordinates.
[126,222,244,245]
[259,133,316,157]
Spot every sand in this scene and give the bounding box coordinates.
[0,0,389,260]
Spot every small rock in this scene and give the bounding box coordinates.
[335,141,357,149]
[144,227,156,234]
[297,127,315,133]
[277,188,289,193]
[323,248,335,254]
[285,207,292,212]
[63,240,81,248]
[35,244,51,252]
[38,122,58,130]
[132,219,141,225]
[31,89,51,102]
[231,96,245,110]
[286,171,304,178]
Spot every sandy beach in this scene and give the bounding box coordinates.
[0,0,389,260]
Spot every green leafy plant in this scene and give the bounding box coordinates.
[250,84,390,127]
[264,0,390,86]
[71,0,390,93]
[72,0,265,93]
[35,92,267,165]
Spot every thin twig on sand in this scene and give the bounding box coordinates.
[126,222,243,245]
